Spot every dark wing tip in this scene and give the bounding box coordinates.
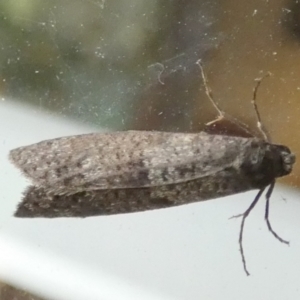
[14,186,39,218]
[14,186,74,218]
[14,186,103,218]
[15,186,62,218]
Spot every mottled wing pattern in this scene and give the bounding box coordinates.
[9,131,252,195]
[16,163,256,218]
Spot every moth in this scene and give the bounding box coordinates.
[9,60,295,275]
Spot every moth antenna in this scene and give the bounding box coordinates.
[252,73,272,142]
[196,60,254,137]
[230,187,266,276]
[264,181,289,244]
[196,59,225,119]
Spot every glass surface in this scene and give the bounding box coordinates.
[0,1,219,130]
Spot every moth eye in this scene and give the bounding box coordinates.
[283,152,295,165]
[250,152,260,164]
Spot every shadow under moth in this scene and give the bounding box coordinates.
[9,61,296,275]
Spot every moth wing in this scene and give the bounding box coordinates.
[9,130,246,195]
[15,185,178,218]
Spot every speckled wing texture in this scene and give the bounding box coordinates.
[17,165,257,217]
[9,131,257,196]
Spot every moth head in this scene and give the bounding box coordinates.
[243,141,295,187]
[263,144,295,178]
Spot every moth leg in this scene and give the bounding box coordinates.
[251,73,271,142]
[230,187,266,276]
[264,181,289,245]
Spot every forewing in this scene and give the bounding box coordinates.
[9,131,249,195]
